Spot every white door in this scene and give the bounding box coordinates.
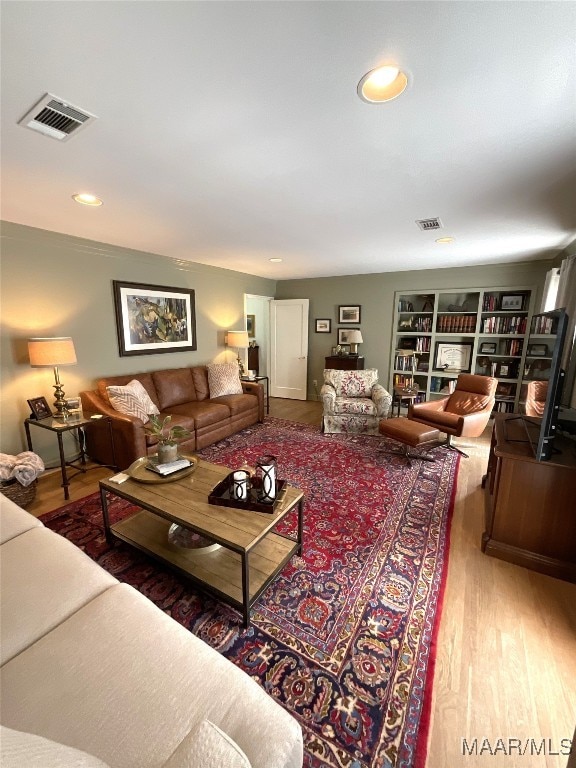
[270,299,309,400]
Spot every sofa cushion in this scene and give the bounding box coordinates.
[207,363,243,398]
[0,583,303,768]
[0,525,118,665]
[98,373,160,410]
[333,397,377,416]
[163,720,251,768]
[191,366,210,400]
[166,402,230,430]
[152,369,197,410]
[324,368,379,397]
[0,726,111,768]
[210,393,258,417]
[107,380,160,423]
[0,493,43,544]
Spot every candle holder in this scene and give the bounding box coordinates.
[255,455,277,503]
[232,470,249,501]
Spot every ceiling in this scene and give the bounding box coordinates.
[1,1,575,280]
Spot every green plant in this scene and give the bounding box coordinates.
[143,414,191,445]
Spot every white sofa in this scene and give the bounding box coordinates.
[0,493,303,768]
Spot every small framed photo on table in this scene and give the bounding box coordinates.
[27,396,52,420]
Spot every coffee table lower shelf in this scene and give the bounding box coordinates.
[110,511,299,626]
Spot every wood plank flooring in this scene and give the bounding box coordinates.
[24,398,576,767]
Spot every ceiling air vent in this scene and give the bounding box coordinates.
[416,217,443,231]
[18,93,97,141]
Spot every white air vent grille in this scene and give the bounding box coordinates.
[18,94,97,141]
[416,217,443,231]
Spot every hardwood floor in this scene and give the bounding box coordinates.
[25,398,576,767]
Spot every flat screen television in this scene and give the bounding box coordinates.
[512,307,568,460]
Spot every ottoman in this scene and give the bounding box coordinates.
[378,417,441,463]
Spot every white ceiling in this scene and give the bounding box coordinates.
[1,1,575,280]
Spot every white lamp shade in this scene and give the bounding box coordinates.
[28,337,77,367]
[347,330,363,344]
[226,331,249,348]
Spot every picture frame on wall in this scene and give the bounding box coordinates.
[434,341,473,372]
[338,305,361,324]
[246,314,256,338]
[500,294,524,311]
[27,396,52,420]
[113,281,197,357]
[315,318,332,333]
[338,327,360,345]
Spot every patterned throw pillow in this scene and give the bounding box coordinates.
[106,379,160,423]
[207,362,243,398]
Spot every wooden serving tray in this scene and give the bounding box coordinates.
[208,472,287,514]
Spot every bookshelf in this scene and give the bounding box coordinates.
[391,287,535,413]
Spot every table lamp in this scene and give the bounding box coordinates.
[28,337,77,416]
[347,329,363,355]
[226,330,249,375]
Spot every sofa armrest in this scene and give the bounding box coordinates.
[371,384,392,417]
[161,720,251,768]
[320,383,336,414]
[241,381,264,421]
[80,390,147,470]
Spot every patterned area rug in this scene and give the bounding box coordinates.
[40,417,459,768]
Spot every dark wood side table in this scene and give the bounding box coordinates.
[392,386,420,417]
[24,412,117,500]
[241,375,269,414]
[324,355,365,371]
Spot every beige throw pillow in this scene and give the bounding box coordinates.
[207,363,243,398]
[107,379,160,423]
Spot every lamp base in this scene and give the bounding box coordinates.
[53,383,69,416]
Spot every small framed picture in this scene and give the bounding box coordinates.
[246,314,256,338]
[480,342,497,354]
[527,343,548,356]
[315,318,331,333]
[338,327,360,344]
[498,363,510,377]
[500,294,524,311]
[338,305,361,324]
[27,396,52,420]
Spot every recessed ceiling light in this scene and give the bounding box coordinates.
[72,193,103,206]
[357,65,408,103]
[269,258,283,263]
[435,237,455,244]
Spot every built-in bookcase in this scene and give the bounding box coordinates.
[390,287,535,413]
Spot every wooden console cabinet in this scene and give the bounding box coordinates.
[482,413,576,582]
[324,355,365,371]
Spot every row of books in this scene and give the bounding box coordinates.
[396,315,433,332]
[481,316,527,334]
[436,314,476,333]
[531,315,556,334]
[430,377,456,394]
[498,338,523,356]
[398,299,415,312]
[394,354,416,371]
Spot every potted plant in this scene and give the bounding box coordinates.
[144,415,191,464]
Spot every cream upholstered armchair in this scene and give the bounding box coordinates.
[321,368,392,434]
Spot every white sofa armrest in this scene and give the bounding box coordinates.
[320,382,336,413]
[162,720,251,768]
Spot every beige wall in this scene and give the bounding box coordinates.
[276,261,553,398]
[0,222,276,464]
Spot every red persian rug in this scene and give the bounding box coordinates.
[40,417,459,768]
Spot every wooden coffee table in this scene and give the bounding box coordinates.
[99,458,304,627]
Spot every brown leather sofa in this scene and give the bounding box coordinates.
[80,366,264,470]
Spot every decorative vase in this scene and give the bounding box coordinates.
[157,443,178,464]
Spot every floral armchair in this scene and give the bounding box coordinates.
[321,368,392,434]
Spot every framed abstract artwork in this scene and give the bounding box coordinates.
[113,281,197,357]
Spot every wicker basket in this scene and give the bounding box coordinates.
[0,479,37,509]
